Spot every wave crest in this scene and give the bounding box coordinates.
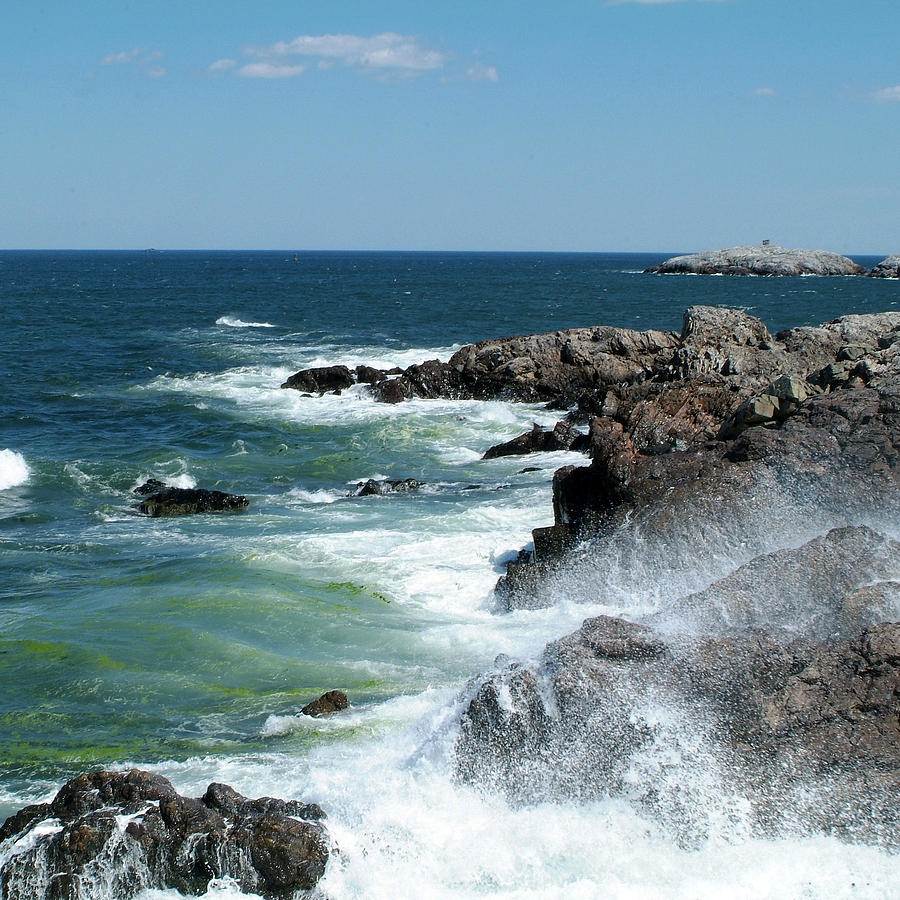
[0,449,30,490]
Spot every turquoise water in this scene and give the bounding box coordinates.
[1,251,898,898]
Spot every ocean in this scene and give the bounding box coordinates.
[1,250,898,898]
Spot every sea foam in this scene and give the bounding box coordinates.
[0,449,29,490]
[216,316,275,329]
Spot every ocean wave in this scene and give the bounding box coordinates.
[216,316,275,329]
[0,449,30,490]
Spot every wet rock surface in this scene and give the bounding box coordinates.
[301,689,350,717]
[132,481,249,517]
[456,610,900,845]
[0,769,329,899]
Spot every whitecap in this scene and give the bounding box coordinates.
[216,316,275,329]
[0,449,30,490]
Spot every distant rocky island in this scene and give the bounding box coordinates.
[645,243,898,277]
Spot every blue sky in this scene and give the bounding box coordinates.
[3,0,898,252]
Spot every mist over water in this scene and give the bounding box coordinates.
[1,251,898,897]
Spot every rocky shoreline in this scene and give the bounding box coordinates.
[5,301,900,892]
[282,302,900,847]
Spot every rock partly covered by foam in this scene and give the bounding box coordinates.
[0,769,328,898]
[456,605,900,844]
[645,244,865,276]
[132,480,249,517]
[868,254,900,278]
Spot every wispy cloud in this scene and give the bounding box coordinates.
[753,87,777,97]
[238,62,307,79]
[253,33,447,74]
[100,48,165,77]
[872,85,900,103]
[466,63,499,83]
[209,32,497,84]
[208,58,237,73]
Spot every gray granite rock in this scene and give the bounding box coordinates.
[645,244,865,276]
[867,254,900,278]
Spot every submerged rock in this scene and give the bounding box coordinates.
[0,769,329,898]
[645,244,865,276]
[132,481,249,517]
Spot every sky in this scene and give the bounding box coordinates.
[2,0,898,252]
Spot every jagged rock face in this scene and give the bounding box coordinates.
[645,244,865,276]
[867,254,900,278]
[455,605,900,846]
[132,482,249,517]
[368,327,680,405]
[0,770,328,900]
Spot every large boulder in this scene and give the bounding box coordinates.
[0,770,329,899]
[645,244,865,276]
[456,612,900,845]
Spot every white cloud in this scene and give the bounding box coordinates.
[100,48,165,76]
[208,58,237,73]
[248,32,447,75]
[238,62,307,79]
[872,85,900,103]
[466,63,499,83]
[753,87,777,97]
[102,48,144,65]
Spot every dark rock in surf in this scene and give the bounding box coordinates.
[301,690,350,718]
[483,422,588,459]
[133,482,249,517]
[352,478,422,497]
[867,254,900,278]
[645,244,865,276]
[281,364,354,393]
[455,611,900,844]
[0,769,329,898]
[355,364,388,384]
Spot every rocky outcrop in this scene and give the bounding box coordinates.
[645,244,865,276]
[867,255,900,278]
[495,307,900,610]
[0,769,328,899]
[482,422,588,459]
[132,481,249,517]
[366,326,680,405]
[455,611,900,845]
